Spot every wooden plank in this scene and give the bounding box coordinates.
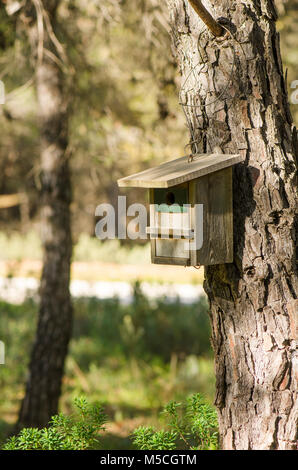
[191,167,233,266]
[189,181,198,267]
[146,227,194,239]
[118,153,244,188]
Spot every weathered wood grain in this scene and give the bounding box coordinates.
[190,168,233,266]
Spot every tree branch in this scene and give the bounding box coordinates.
[187,0,223,37]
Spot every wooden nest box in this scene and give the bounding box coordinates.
[118,153,244,267]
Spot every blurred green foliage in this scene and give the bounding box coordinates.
[0,287,214,447]
[0,286,210,387]
[0,230,150,264]
[71,282,211,364]
[73,234,150,264]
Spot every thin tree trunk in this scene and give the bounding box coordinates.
[17,1,72,429]
[167,0,297,449]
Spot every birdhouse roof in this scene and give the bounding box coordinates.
[118,153,244,189]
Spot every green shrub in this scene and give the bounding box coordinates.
[132,394,218,450]
[3,397,107,450]
[132,427,177,450]
[4,395,218,451]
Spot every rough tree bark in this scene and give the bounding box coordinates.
[17,0,72,429]
[166,0,297,449]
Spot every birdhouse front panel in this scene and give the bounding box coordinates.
[118,153,244,267]
[148,184,192,265]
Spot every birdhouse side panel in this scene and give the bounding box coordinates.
[149,187,191,266]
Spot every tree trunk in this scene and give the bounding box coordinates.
[17,1,72,429]
[167,0,297,449]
